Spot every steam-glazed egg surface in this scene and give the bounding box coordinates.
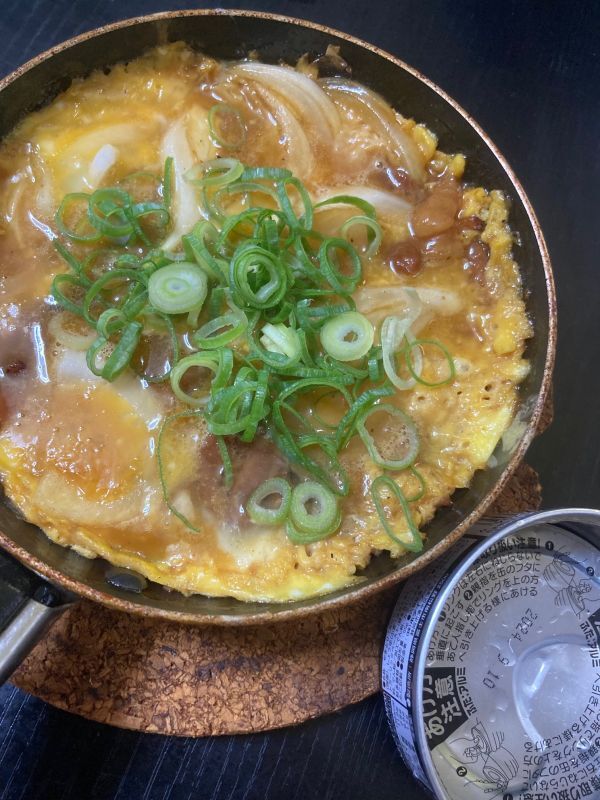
[0,44,532,601]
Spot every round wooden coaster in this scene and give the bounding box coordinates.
[10,461,542,736]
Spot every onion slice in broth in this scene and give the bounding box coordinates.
[233,62,340,143]
[321,78,425,182]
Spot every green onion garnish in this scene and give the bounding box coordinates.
[50,156,453,539]
[184,157,244,188]
[148,262,208,315]
[287,481,341,542]
[356,403,419,470]
[320,311,374,362]
[208,103,247,150]
[371,474,423,551]
[340,215,382,258]
[192,308,248,349]
[247,477,292,525]
[257,323,301,367]
[406,337,456,387]
[169,352,219,407]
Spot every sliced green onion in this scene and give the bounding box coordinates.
[96,307,127,339]
[240,166,292,181]
[260,323,301,362]
[288,481,340,541]
[182,220,228,284]
[53,240,88,278]
[216,435,234,490]
[271,419,349,496]
[51,273,88,317]
[169,352,219,407]
[318,237,362,294]
[340,215,382,257]
[247,477,291,525]
[119,281,149,321]
[367,347,382,382]
[82,268,147,326]
[49,157,446,538]
[185,158,244,187]
[86,320,143,382]
[335,385,395,450]
[87,187,133,238]
[162,156,174,212]
[239,367,270,443]
[276,176,313,231]
[208,103,247,150]
[357,403,419,470]
[148,262,208,315]
[277,376,353,407]
[217,208,262,252]
[296,434,349,495]
[192,308,248,349]
[381,315,418,390]
[406,337,456,387]
[314,194,376,219]
[230,243,288,309]
[320,311,374,362]
[207,380,267,437]
[55,193,100,243]
[403,467,427,503]
[371,475,423,552]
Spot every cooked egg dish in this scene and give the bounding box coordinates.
[0,44,532,601]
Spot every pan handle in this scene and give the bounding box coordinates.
[0,548,76,683]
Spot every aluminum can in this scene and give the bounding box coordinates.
[382,509,600,800]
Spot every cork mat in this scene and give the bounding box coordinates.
[10,397,551,736]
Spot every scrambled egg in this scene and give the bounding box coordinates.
[0,45,531,601]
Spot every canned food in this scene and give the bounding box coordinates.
[382,509,600,800]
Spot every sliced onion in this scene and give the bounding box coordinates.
[234,62,340,141]
[354,285,461,330]
[160,117,207,249]
[318,187,412,223]
[381,315,418,390]
[321,78,425,181]
[244,82,314,180]
[88,144,118,189]
[48,311,96,351]
[378,290,422,389]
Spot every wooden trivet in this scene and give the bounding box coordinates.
[8,463,541,736]
[11,391,551,735]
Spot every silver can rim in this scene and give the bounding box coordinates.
[410,507,600,800]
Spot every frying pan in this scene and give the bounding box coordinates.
[0,10,556,681]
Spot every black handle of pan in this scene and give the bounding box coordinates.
[0,547,76,683]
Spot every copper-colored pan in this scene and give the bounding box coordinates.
[0,10,556,675]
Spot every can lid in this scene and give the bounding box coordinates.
[413,519,600,800]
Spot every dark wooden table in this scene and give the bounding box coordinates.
[0,1,598,798]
